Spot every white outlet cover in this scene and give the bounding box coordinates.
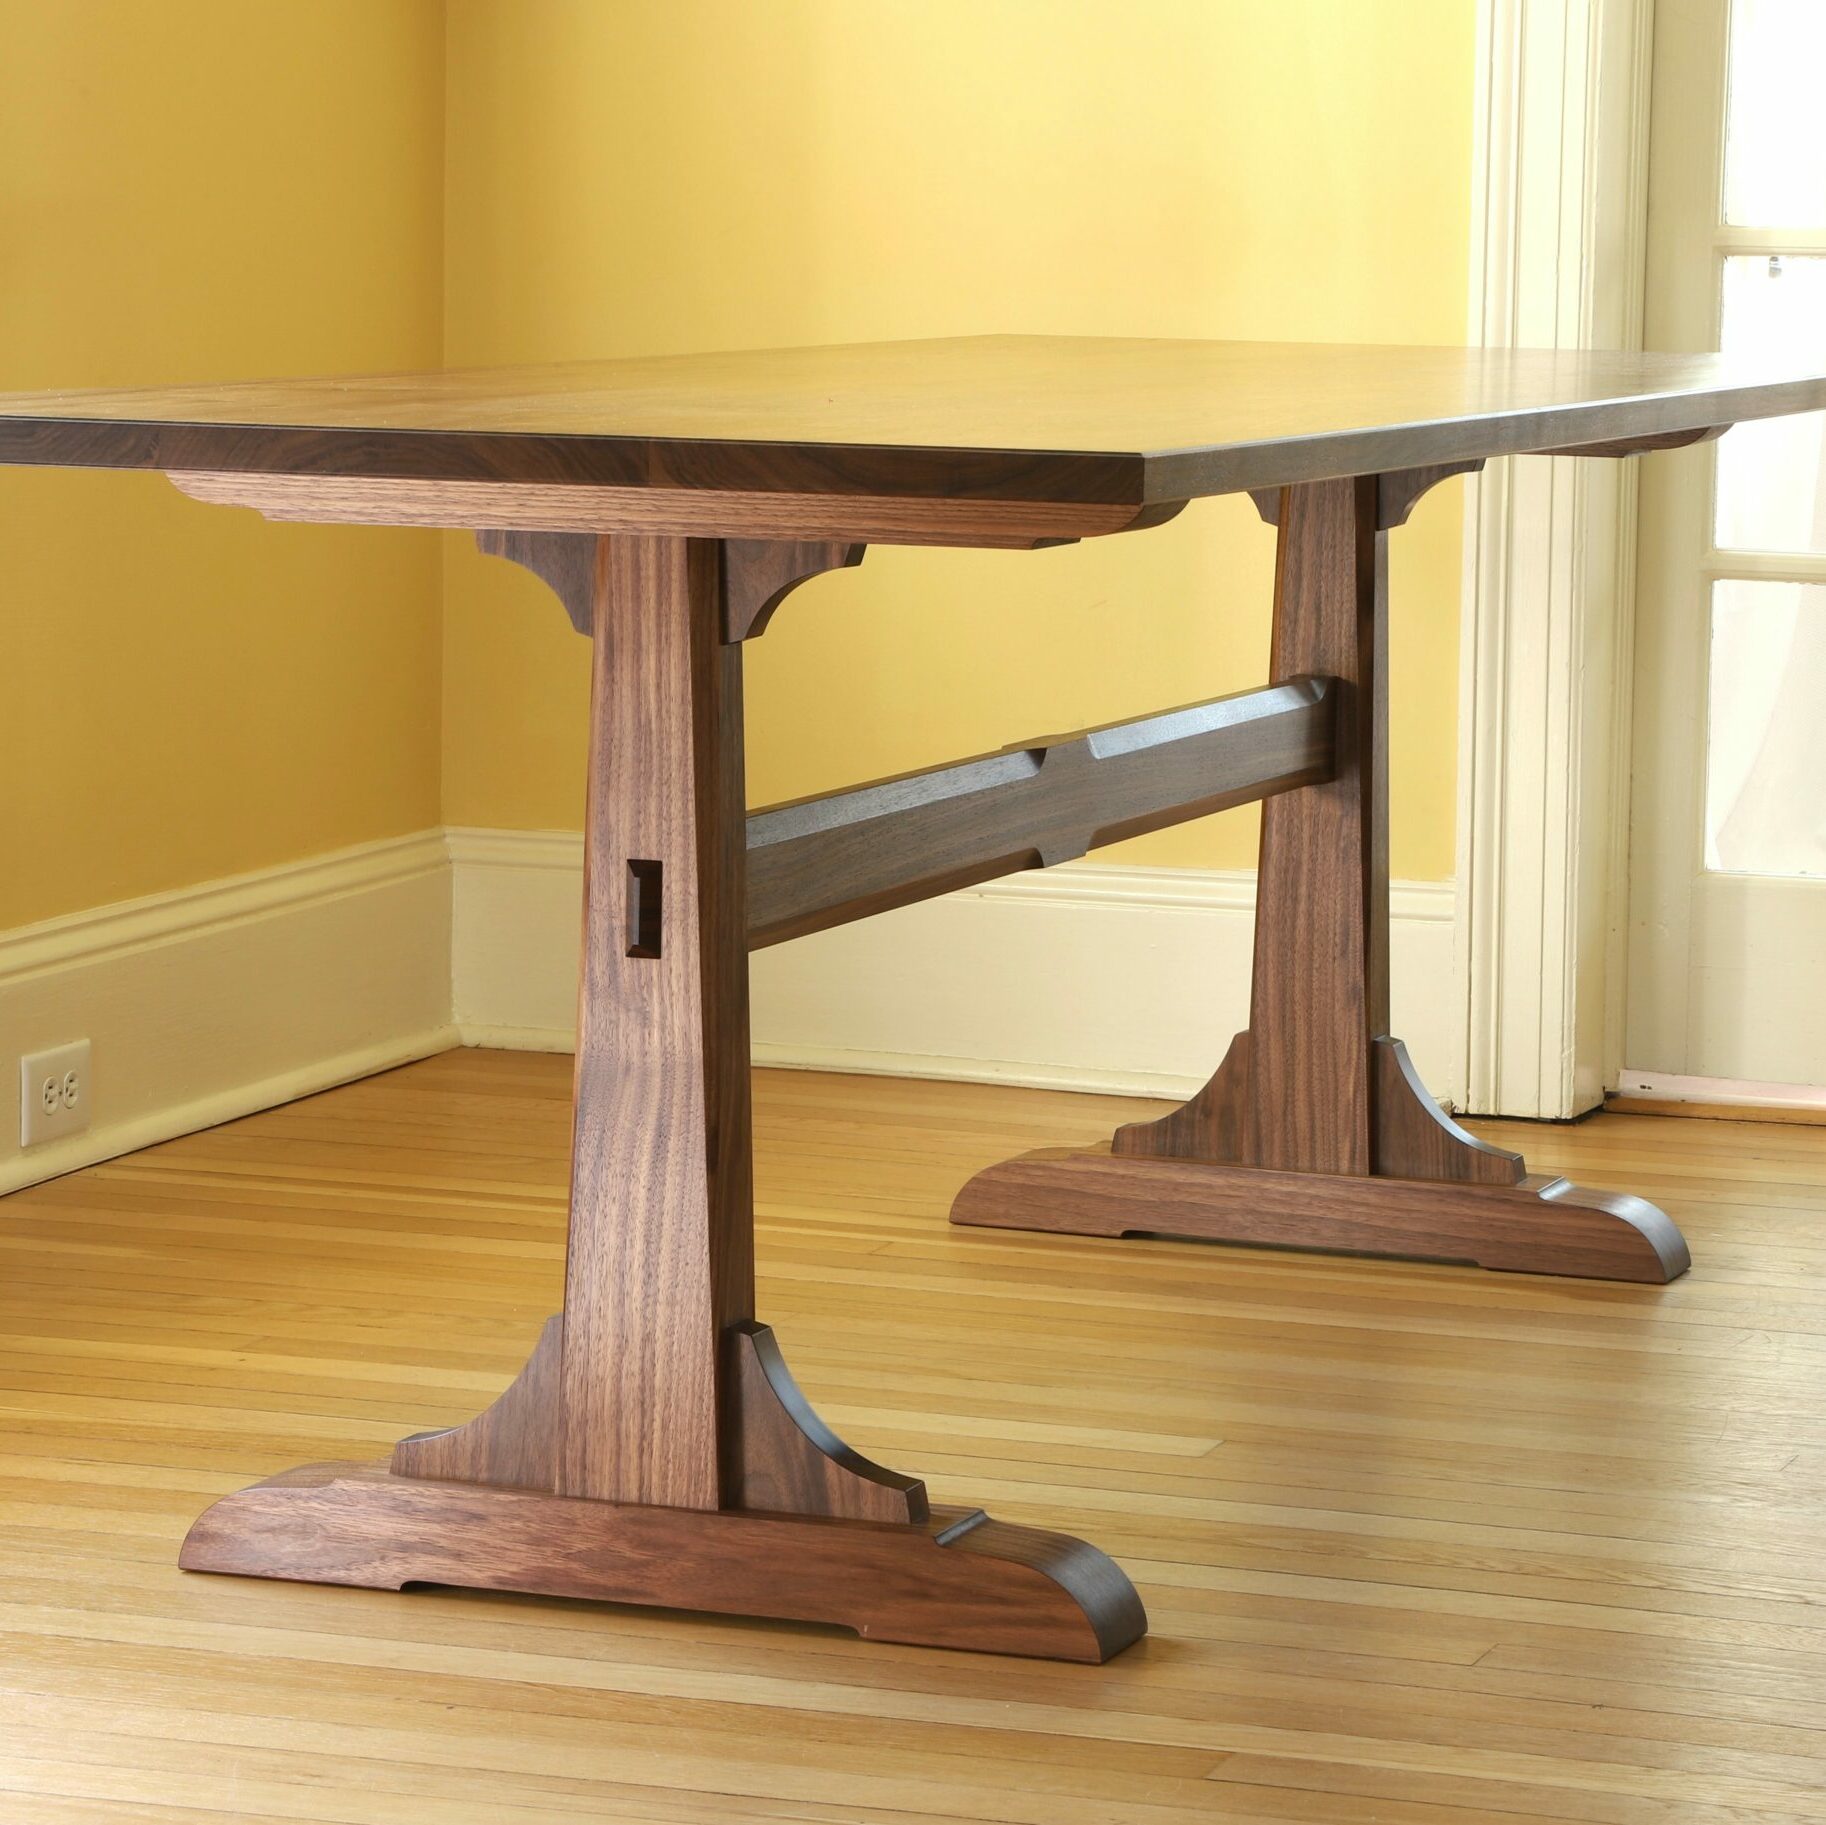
[21,1039,91,1147]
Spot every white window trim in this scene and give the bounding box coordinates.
[1456,0,1656,1117]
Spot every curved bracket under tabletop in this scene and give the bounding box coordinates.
[473,528,867,642]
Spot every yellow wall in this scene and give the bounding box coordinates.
[2,0,1477,936]
[0,1,446,929]
[441,0,1475,879]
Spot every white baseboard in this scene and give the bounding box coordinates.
[0,832,454,1194]
[447,826,587,1047]
[0,826,1462,1198]
[1615,1069,1826,1110]
[447,828,1463,1105]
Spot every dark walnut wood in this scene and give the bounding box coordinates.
[391,1319,927,1526]
[721,539,866,640]
[185,529,1145,1660]
[1372,461,1486,530]
[1535,424,1728,458]
[746,677,1333,948]
[1250,461,1488,532]
[952,466,1692,1284]
[553,531,749,1508]
[1372,1037,1527,1183]
[1244,476,1383,1175]
[722,1322,927,1523]
[0,337,1812,510]
[179,1462,1145,1663]
[19,336,1784,1657]
[468,531,1336,953]
[476,530,868,641]
[950,1151,1690,1283]
[391,1313,567,1490]
[172,471,1182,549]
[475,529,597,633]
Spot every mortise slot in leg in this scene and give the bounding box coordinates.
[626,858,664,958]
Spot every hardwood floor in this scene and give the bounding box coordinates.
[3,1049,1825,1822]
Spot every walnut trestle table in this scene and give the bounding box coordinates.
[5,335,1824,1662]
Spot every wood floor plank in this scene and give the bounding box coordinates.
[3,1053,1825,1821]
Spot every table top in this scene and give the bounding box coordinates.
[1,335,1822,505]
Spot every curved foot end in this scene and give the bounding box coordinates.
[1521,1180,1692,1284]
[180,1461,408,1588]
[939,1512,1147,1663]
[950,1149,1131,1235]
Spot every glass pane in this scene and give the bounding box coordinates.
[1706,579,1826,876]
[1715,255,1826,552]
[1723,0,1826,226]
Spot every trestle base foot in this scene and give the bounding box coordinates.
[180,1461,1147,1662]
[951,1149,1690,1283]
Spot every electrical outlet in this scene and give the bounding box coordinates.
[21,1040,90,1147]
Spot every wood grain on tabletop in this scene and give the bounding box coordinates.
[0,336,1817,504]
[4,1049,1826,1820]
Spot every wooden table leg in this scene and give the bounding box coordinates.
[953,474,1690,1284]
[180,532,1145,1662]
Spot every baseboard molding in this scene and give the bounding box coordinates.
[1,826,1463,1198]
[0,832,454,1193]
[447,827,1464,1105]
